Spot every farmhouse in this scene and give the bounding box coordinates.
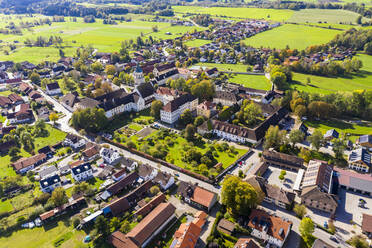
[302,160,333,193]
[109,202,176,248]
[134,193,166,218]
[177,181,217,212]
[300,186,338,215]
[213,90,242,107]
[7,103,34,124]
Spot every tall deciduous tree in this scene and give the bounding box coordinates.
[263,125,287,150]
[51,187,68,207]
[308,130,323,151]
[150,100,163,119]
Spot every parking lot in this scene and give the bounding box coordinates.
[263,166,298,191]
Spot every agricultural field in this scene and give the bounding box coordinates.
[290,54,372,94]
[229,74,272,91]
[305,119,372,142]
[173,6,294,21]
[243,24,342,50]
[288,9,369,24]
[0,15,201,63]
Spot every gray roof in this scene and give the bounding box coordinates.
[312,239,335,248]
[348,147,371,165]
[359,135,372,145]
[324,129,339,139]
[39,165,58,179]
[334,168,372,193]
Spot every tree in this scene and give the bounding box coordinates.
[190,80,215,101]
[105,64,116,76]
[348,235,369,248]
[332,138,346,159]
[194,116,205,127]
[110,217,121,231]
[308,130,323,151]
[294,105,307,119]
[356,15,362,25]
[95,215,110,237]
[293,204,307,219]
[263,125,287,150]
[289,129,304,147]
[185,124,196,141]
[49,112,59,124]
[9,146,20,158]
[51,187,68,207]
[308,101,333,119]
[71,107,108,133]
[150,100,163,119]
[237,101,262,126]
[179,109,193,126]
[299,217,315,243]
[271,71,287,90]
[120,220,131,233]
[30,72,40,84]
[222,176,260,215]
[91,61,103,73]
[150,185,160,195]
[279,170,286,181]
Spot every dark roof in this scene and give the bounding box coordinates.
[106,196,130,216]
[301,186,338,208]
[96,89,139,112]
[262,150,304,168]
[136,82,155,99]
[125,180,154,203]
[38,145,53,154]
[162,93,196,112]
[71,163,92,175]
[155,62,176,73]
[0,140,15,152]
[40,174,61,189]
[60,92,79,107]
[46,82,60,91]
[77,97,99,109]
[134,193,166,217]
[107,171,138,195]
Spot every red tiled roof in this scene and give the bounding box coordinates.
[191,187,216,209]
[362,214,372,233]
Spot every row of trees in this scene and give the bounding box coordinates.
[71,107,108,133]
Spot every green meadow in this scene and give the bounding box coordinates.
[173,6,294,21]
[243,24,342,50]
[229,74,272,91]
[288,9,368,24]
[290,54,372,94]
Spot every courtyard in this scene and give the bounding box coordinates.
[263,166,298,191]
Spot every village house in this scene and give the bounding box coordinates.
[82,144,101,162]
[45,82,62,95]
[60,92,79,112]
[234,238,260,248]
[36,106,50,121]
[12,153,47,174]
[63,134,86,150]
[348,147,371,173]
[100,147,122,165]
[40,174,61,193]
[357,135,372,149]
[177,181,217,212]
[109,202,176,248]
[213,90,242,107]
[7,103,34,124]
[196,101,217,118]
[121,157,137,172]
[138,163,157,181]
[153,171,175,191]
[154,86,184,105]
[160,93,198,124]
[248,209,292,248]
[300,186,338,215]
[71,163,93,182]
[134,193,166,218]
[217,218,235,235]
[38,165,58,179]
[100,172,139,201]
[112,168,127,182]
[8,93,24,105]
[262,150,304,172]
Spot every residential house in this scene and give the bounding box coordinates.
[71,163,93,182]
[300,186,338,215]
[121,157,137,172]
[100,172,138,201]
[234,238,260,248]
[19,82,33,95]
[324,129,339,141]
[153,171,175,191]
[138,163,157,181]
[12,153,47,174]
[82,145,101,162]
[37,106,50,121]
[311,239,335,248]
[103,196,131,217]
[160,93,198,124]
[63,134,86,150]
[8,94,24,105]
[205,67,218,77]
[348,147,371,173]
[100,147,122,165]
[109,202,176,248]
[177,181,217,212]
[213,91,242,107]
[134,193,166,218]
[112,169,127,182]
[357,135,372,149]
[334,167,372,196]
[262,150,304,172]
[7,103,34,124]
[40,174,61,193]
[38,165,58,179]
[248,209,292,248]
[302,160,333,193]
[362,214,372,237]
[196,101,217,118]
[46,82,62,95]
[28,90,42,100]
[171,220,202,248]
[154,87,183,105]
[60,92,79,112]
[0,96,11,108]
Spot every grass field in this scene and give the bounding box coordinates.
[0,221,89,248]
[288,9,368,24]
[290,54,372,94]
[305,119,372,142]
[0,90,12,96]
[173,6,294,21]
[229,74,272,90]
[243,24,342,50]
[184,39,211,47]
[194,62,250,72]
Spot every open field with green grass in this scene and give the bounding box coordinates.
[194,62,250,72]
[173,6,294,21]
[288,9,369,24]
[147,25,205,40]
[184,39,211,47]
[0,221,89,248]
[244,24,342,49]
[305,119,372,142]
[229,74,272,91]
[290,54,372,94]
[0,90,12,96]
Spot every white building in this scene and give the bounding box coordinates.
[71,163,93,182]
[100,147,122,165]
[133,63,145,85]
[45,82,62,95]
[63,134,86,150]
[160,94,198,124]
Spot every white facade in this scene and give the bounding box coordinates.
[250,225,291,248]
[40,181,61,193]
[100,148,122,165]
[212,129,257,144]
[72,166,93,182]
[105,101,137,119]
[46,87,62,96]
[160,98,198,124]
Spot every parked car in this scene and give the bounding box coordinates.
[330,236,339,243]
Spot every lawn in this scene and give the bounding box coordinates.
[147,25,206,40]
[305,119,372,142]
[106,108,154,133]
[128,123,143,131]
[288,9,368,25]
[243,24,342,50]
[290,54,372,94]
[229,74,272,91]
[194,62,250,72]
[0,220,89,248]
[184,39,211,47]
[0,90,12,96]
[173,6,294,21]
[0,199,13,213]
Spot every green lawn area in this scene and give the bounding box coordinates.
[229,74,272,91]
[194,62,250,72]
[0,199,13,213]
[305,119,372,142]
[288,9,368,24]
[106,108,154,133]
[147,25,205,40]
[0,220,89,248]
[244,24,342,50]
[173,6,294,21]
[0,114,5,123]
[184,39,211,47]
[128,123,143,131]
[0,90,12,96]
[290,54,372,94]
